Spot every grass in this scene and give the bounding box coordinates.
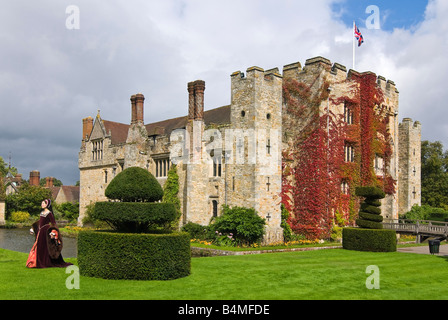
[2,246,448,300]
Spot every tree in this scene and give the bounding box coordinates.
[5,183,52,217]
[421,140,448,208]
[0,156,17,177]
[39,178,63,187]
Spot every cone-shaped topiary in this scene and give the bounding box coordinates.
[355,186,385,229]
[105,166,163,202]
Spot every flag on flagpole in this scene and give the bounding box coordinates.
[354,22,364,47]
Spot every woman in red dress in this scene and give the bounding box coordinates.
[26,199,72,268]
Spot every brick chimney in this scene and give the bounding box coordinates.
[29,170,40,186]
[187,80,205,120]
[14,174,22,183]
[131,93,145,124]
[188,82,195,120]
[82,116,93,141]
[45,177,54,188]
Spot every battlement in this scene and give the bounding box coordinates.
[231,66,283,81]
[400,118,421,130]
[280,56,398,96]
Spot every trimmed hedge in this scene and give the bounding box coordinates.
[105,167,163,202]
[77,230,191,280]
[358,211,384,222]
[355,186,385,199]
[342,227,396,252]
[355,186,384,229]
[93,202,177,232]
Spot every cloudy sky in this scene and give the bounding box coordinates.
[0,0,445,185]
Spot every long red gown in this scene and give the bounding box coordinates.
[26,211,72,268]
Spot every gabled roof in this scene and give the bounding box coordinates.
[49,186,80,204]
[103,120,129,145]
[100,105,231,145]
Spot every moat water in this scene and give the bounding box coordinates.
[0,228,77,257]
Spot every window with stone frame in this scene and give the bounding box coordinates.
[343,102,354,125]
[92,139,103,161]
[210,149,222,177]
[344,142,355,162]
[154,158,171,178]
[374,154,384,176]
[341,179,349,195]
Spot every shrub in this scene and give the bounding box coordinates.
[5,184,52,216]
[342,227,396,252]
[77,230,191,280]
[281,204,294,242]
[80,166,190,281]
[401,204,448,221]
[355,186,385,199]
[105,167,163,202]
[10,211,30,223]
[93,202,177,232]
[209,205,265,246]
[355,186,385,229]
[162,164,181,230]
[55,202,79,222]
[181,222,209,240]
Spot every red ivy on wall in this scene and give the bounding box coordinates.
[282,71,396,240]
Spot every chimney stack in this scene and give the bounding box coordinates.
[29,170,40,186]
[82,117,93,141]
[45,177,54,188]
[187,80,205,120]
[131,93,145,124]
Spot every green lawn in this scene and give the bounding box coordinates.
[1,247,448,300]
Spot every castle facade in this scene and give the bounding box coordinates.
[78,56,421,243]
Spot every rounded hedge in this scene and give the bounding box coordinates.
[93,202,177,232]
[355,186,384,230]
[355,186,386,199]
[342,227,396,252]
[77,230,191,280]
[105,167,163,202]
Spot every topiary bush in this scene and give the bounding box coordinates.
[355,186,385,229]
[79,166,190,280]
[78,230,190,280]
[94,167,174,233]
[105,166,163,202]
[342,227,396,252]
[343,185,396,252]
[93,202,177,232]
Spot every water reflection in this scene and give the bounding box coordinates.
[0,228,77,257]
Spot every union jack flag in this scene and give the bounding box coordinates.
[354,23,364,47]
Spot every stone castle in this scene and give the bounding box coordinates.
[78,56,421,243]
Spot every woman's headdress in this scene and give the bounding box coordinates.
[44,199,52,211]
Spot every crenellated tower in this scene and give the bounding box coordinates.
[398,118,422,215]
[227,66,284,244]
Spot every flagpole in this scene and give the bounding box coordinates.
[353,20,355,70]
